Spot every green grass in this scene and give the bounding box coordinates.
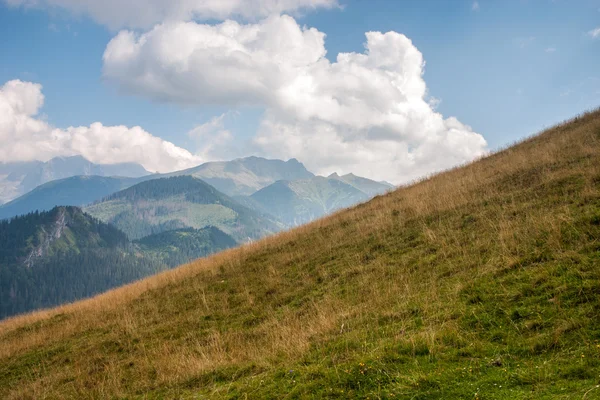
[1,110,600,399]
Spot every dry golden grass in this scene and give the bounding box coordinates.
[1,108,600,399]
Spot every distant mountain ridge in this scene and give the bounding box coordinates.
[249,176,375,226]
[164,156,315,196]
[328,172,393,196]
[0,175,148,220]
[0,156,395,229]
[0,156,150,205]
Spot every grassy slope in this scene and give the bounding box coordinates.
[1,111,600,399]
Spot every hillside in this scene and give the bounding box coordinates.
[0,156,149,205]
[0,207,163,319]
[0,175,146,220]
[1,110,600,398]
[250,176,372,226]
[84,176,281,241]
[0,207,237,320]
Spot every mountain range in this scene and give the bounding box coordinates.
[0,175,147,220]
[0,155,392,318]
[0,156,392,226]
[0,155,150,205]
[164,156,315,196]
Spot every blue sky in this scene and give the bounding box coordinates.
[0,0,599,182]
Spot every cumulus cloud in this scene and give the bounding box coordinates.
[103,16,488,184]
[0,79,202,172]
[103,16,327,106]
[3,0,338,29]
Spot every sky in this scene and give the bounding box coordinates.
[0,0,599,184]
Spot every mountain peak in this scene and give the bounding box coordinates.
[48,155,87,163]
[175,156,315,197]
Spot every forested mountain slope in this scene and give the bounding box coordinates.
[0,207,236,319]
[0,207,161,318]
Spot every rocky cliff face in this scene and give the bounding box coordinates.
[23,207,68,268]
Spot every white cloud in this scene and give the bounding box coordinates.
[472,1,480,11]
[103,16,327,106]
[0,80,202,172]
[3,0,338,29]
[545,47,556,53]
[103,16,488,184]
[588,27,600,39]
